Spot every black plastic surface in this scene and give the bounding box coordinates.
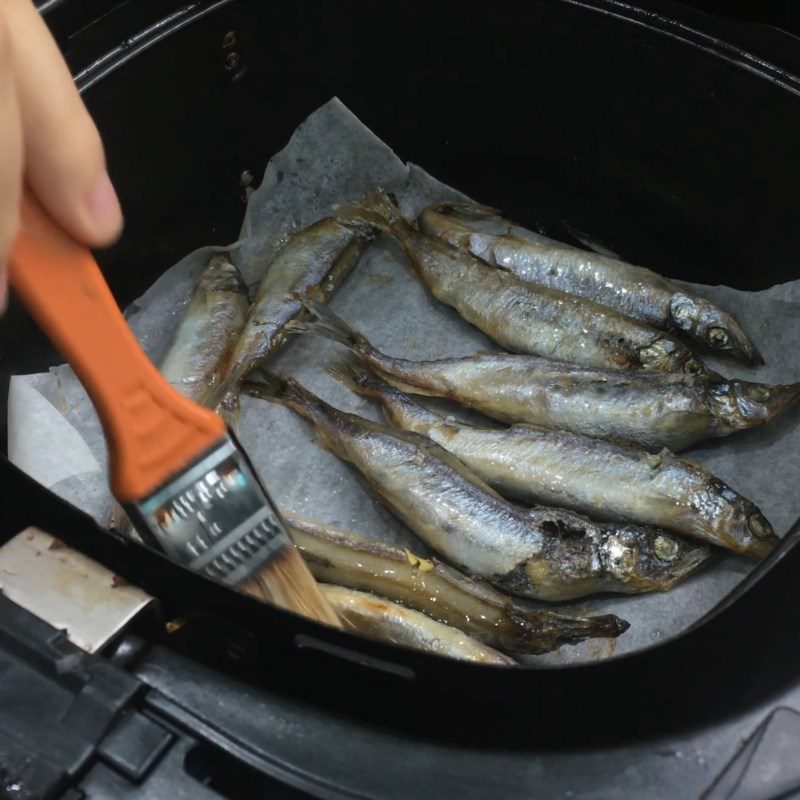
[4,0,800,797]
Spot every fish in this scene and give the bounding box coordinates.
[287,299,800,451]
[418,201,762,364]
[352,192,706,374]
[334,365,778,559]
[111,254,249,536]
[159,253,249,409]
[244,373,709,601]
[207,215,376,408]
[320,584,515,665]
[285,511,630,653]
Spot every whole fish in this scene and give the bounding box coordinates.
[288,299,800,451]
[207,215,375,407]
[285,512,629,653]
[336,367,778,559]
[112,254,249,535]
[353,193,705,374]
[419,201,762,364]
[321,585,514,665]
[244,374,709,601]
[159,254,249,407]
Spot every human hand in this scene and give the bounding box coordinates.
[0,0,123,312]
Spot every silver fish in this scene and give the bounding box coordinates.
[160,254,248,407]
[354,193,705,374]
[285,512,629,653]
[244,374,709,601]
[207,215,375,407]
[288,299,800,451]
[112,255,249,535]
[321,585,514,665]
[337,368,778,559]
[419,201,762,364]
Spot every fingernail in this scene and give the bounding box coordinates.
[85,171,123,241]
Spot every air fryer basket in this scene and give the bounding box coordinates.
[3,0,800,754]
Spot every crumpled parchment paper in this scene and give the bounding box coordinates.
[8,98,800,665]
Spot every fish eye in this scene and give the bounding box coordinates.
[683,358,704,375]
[747,514,773,539]
[654,535,679,561]
[747,385,770,403]
[707,327,730,348]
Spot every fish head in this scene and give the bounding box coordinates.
[599,527,712,593]
[669,293,763,364]
[702,483,780,558]
[638,337,709,377]
[708,381,800,431]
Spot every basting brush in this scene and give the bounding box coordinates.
[9,191,340,627]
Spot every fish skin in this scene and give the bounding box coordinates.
[320,584,515,665]
[418,201,762,365]
[287,298,800,452]
[339,369,778,559]
[285,511,630,654]
[159,254,249,407]
[352,192,705,374]
[244,374,709,601]
[207,215,375,408]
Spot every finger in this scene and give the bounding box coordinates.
[0,12,24,312]
[6,0,122,248]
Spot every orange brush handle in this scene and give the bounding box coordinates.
[8,192,225,503]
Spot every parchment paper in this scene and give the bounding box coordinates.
[8,98,800,665]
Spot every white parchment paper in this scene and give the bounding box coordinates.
[8,98,800,664]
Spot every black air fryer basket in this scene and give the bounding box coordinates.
[2,1,800,798]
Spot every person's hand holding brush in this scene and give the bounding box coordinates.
[0,0,123,312]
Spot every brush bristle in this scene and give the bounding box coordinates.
[240,547,342,627]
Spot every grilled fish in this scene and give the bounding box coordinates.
[207,215,375,407]
[419,201,762,364]
[336,367,778,558]
[286,512,629,653]
[321,585,514,665]
[112,255,249,535]
[288,299,800,451]
[244,374,709,601]
[159,254,248,407]
[353,193,705,374]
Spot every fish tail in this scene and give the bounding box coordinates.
[506,605,630,652]
[432,200,502,218]
[244,370,334,425]
[342,190,406,234]
[287,296,368,352]
[327,355,390,400]
[328,355,404,400]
